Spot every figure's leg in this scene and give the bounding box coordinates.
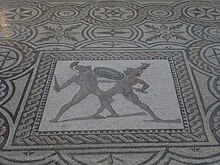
[123,92,163,121]
[90,87,119,117]
[50,89,89,122]
[105,101,119,117]
[92,96,119,117]
[104,87,121,117]
[91,105,106,118]
[105,86,120,97]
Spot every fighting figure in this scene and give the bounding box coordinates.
[93,63,163,121]
[50,62,119,122]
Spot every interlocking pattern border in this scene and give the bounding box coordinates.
[12,51,208,147]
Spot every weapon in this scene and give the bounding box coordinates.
[54,75,61,92]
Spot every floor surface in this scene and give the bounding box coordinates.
[0,0,220,164]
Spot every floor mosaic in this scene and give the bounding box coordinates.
[0,0,220,164]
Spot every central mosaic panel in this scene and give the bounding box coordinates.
[39,59,183,131]
[12,51,207,148]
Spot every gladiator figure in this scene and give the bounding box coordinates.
[50,62,119,122]
[93,63,164,121]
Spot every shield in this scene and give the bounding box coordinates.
[94,67,124,80]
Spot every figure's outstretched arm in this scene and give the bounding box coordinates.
[98,79,115,83]
[136,78,149,92]
[54,75,77,92]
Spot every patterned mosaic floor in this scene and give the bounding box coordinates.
[0,0,220,164]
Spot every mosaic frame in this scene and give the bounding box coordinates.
[11,50,208,148]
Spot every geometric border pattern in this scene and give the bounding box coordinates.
[32,57,189,135]
[12,51,208,147]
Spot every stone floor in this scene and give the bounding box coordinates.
[0,0,220,164]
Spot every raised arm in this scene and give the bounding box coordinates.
[136,78,149,92]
